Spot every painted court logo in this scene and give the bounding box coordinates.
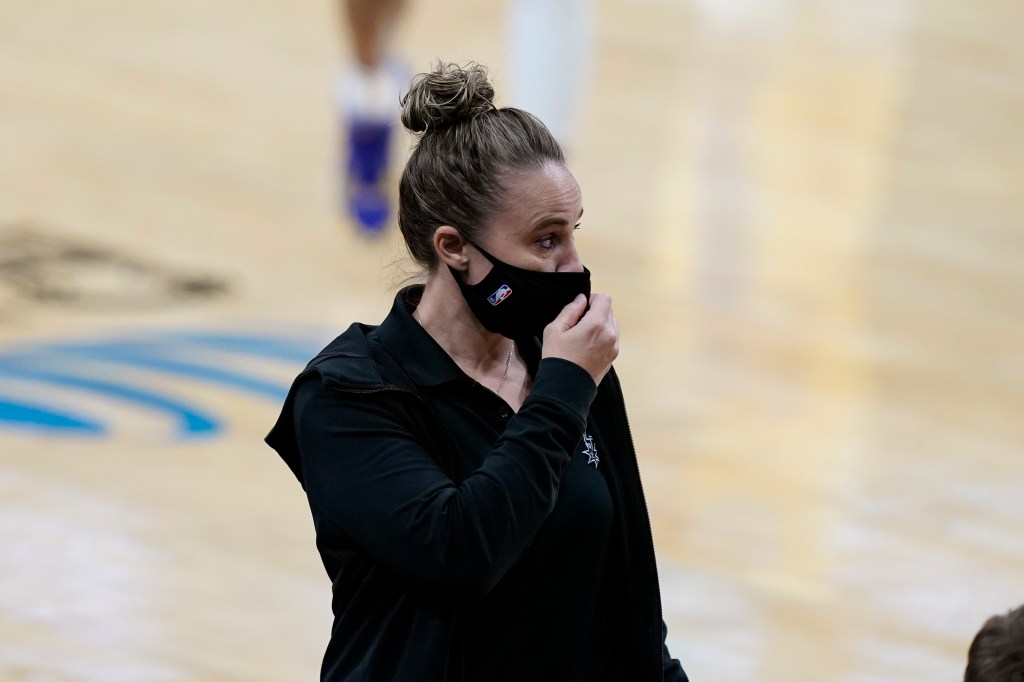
[0,329,327,439]
[487,284,512,306]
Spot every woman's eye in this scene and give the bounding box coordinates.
[538,235,555,249]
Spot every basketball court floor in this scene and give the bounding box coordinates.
[1,0,1022,679]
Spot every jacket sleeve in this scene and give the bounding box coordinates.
[662,620,689,681]
[292,357,597,602]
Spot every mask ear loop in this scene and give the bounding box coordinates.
[465,240,501,266]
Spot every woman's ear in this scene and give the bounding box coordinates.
[434,226,470,271]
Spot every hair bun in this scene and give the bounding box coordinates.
[401,61,496,133]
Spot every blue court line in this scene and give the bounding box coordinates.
[0,397,104,433]
[36,335,321,364]
[0,329,325,438]
[33,345,291,401]
[0,364,218,436]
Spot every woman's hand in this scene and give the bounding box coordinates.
[542,293,620,385]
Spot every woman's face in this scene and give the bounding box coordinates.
[476,161,584,274]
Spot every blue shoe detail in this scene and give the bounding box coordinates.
[350,182,390,233]
[345,119,393,234]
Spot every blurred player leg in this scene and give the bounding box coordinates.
[335,0,407,234]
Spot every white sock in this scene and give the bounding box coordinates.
[335,62,404,123]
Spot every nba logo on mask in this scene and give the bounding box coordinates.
[487,284,512,306]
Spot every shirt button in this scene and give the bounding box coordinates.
[499,407,510,419]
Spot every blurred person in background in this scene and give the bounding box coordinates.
[335,0,408,235]
[335,0,593,235]
[965,603,1024,682]
[269,61,688,681]
[506,0,593,154]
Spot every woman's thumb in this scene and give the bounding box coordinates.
[550,294,588,331]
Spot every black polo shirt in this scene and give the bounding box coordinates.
[372,292,617,680]
[275,284,688,681]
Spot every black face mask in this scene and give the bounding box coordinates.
[449,242,591,339]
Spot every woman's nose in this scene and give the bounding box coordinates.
[557,243,584,273]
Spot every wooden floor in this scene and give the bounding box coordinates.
[2,0,1023,679]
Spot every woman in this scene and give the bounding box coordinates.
[267,61,688,682]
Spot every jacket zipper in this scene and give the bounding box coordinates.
[621,398,666,679]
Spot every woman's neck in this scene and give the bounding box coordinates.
[413,270,513,375]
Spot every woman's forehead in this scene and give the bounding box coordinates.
[498,163,583,221]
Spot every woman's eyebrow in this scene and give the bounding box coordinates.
[530,208,584,231]
[531,216,571,230]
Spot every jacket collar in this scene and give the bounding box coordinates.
[374,286,467,388]
[311,285,542,391]
[376,285,543,387]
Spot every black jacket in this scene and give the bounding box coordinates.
[267,288,688,681]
